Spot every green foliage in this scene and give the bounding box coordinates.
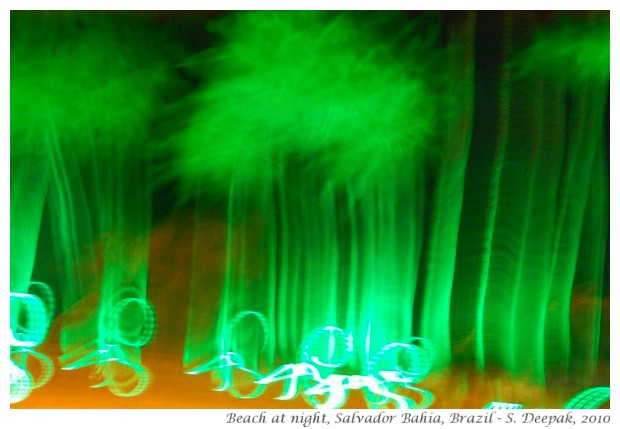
[10,12,175,157]
[174,11,440,190]
[512,14,609,84]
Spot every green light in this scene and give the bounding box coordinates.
[255,363,434,409]
[181,10,439,384]
[257,363,321,401]
[13,349,55,389]
[187,352,266,399]
[11,11,178,398]
[175,11,436,190]
[10,282,56,403]
[10,293,49,348]
[9,10,609,408]
[196,316,435,408]
[306,374,385,409]
[512,15,609,84]
[300,326,354,369]
[563,387,610,409]
[10,360,33,404]
[186,310,270,398]
[58,295,156,397]
[110,298,155,347]
[367,338,434,383]
[228,311,269,360]
[484,402,523,409]
[61,344,151,397]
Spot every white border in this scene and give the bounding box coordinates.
[3,1,616,426]
[1,0,616,11]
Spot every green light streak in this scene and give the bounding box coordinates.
[449,12,609,386]
[10,159,51,297]
[419,11,476,370]
[180,10,438,378]
[487,15,611,383]
[570,142,609,382]
[563,387,610,409]
[11,11,179,398]
[473,14,513,373]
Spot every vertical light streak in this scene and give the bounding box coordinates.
[569,139,608,382]
[473,13,512,372]
[419,11,476,369]
[11,11,178,398]
[543,81,607,375]
[176,11,438,384]
[505,73,565,382]
[509,11,609,383]
[10,157,52,296]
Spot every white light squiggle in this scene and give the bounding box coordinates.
[10,282,56,403]
[190,317,436,409]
